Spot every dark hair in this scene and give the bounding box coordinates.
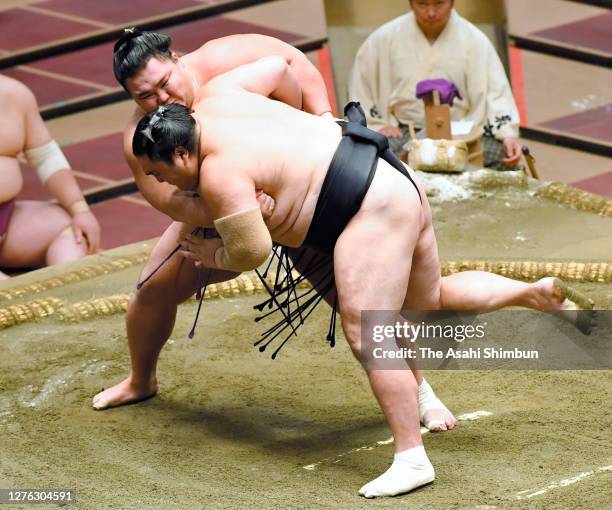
[133,104,197,163]
[113,28,173,91]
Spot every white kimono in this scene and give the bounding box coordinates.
[348,10,520,140]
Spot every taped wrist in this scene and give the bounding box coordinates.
[67,199,90,216]
[24,140,70,184]
[213,207,272,272]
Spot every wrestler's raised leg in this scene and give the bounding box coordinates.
[406,194,593,308]
[0,201,86,269]
[439,273,591,311]
[404,221,591,316]
[403,203,593,430]
[437,273,595,336]
[333,163,434,498]
[92,222,238,410]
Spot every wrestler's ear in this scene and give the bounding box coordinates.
[173,146,190,164]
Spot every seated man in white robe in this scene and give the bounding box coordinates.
[349,0,522,170]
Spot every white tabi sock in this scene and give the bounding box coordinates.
[358,445,435,498]
[419,378,453,431]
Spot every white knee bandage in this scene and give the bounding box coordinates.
[213,207,272,272]
[24,140,70,184]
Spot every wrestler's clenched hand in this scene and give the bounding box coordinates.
[255,189,275,220]
[72,210,101,254]
[179,234,223,268]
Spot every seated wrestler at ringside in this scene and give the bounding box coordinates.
[130,57,586,498]
[94,28,457,434]
[0,75,101,279]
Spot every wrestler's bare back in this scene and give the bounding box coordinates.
[194,91,442,301]
[195,92,342,246]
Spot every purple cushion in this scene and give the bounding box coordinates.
[416,79,462,105]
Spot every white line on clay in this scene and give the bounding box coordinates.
[516,465,612,499]
[303,410,494,470]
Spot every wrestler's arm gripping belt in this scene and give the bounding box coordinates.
[213,207,273,272]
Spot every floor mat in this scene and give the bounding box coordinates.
[0,0,241,53]
[571,170,612,197]
[62,133,130,181]
[531,12,612,55]
[88,197,171,249]
[40,0,201,25]
[0,8,97,52]
[538,103,612,145]
[6,17,307,110]
[2,67,103,106]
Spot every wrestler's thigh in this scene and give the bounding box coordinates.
[333,205,420,329]
[139,222,238,304]
[403,221,443,310]
[0,201,71,267]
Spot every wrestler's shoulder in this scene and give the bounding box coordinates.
[192,33,283,54]
[124,107,146,138]
[186,33,291,70]
[0,75,37,110]
[121,107,146,157]
[198,155,231,194]
[182,35,246,66]
[0,74,29,94]
[192,93,233,113]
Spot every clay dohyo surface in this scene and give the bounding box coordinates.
[1,176,611,509]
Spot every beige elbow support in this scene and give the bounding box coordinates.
[24,140,70,184]
[213,207,273,272]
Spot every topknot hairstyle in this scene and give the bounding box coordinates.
[132,104,197,164]
[113,28,173,91]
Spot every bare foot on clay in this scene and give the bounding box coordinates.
[92,376,158,410]
[530,277,593,310]
[531,277,595,335]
